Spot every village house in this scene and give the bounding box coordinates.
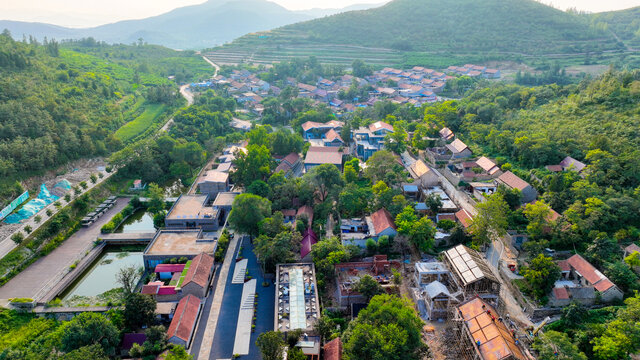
[181,252,215,298]
[274,152,302,178]
[340,208,397,247]
[624,243,640,258]
[353,121,393,161]
[304,146,344,171]
[551,254,624,306]
[439,127,455,142]
[496,171,538,203]
[408,159,440,189]
[445,138,472,159]
[167,294,202,349]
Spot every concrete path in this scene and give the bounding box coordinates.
[0,198,130,300]
[195,233,241,360]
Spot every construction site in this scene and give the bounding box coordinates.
[409,245,540,360]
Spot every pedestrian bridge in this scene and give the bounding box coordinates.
[99,232,156,244]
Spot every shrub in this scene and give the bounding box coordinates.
[46,209,53,216]
[90,174,98,184]
[11,232,24,244]
[437,219,456,231]
[80,181,88,189]
[34,215,42,223]
[24,225,32,234]
[64,194,71,202]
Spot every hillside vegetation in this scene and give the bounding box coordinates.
[590,6,640,49]
[208,0,630,67]
[0,33,209,202]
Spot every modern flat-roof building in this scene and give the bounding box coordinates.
[165,194,220,231]
[143,229,217,269]
[196,170,230,197]
[274,263,320,334]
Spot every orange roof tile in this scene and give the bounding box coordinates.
[182,253,214,289]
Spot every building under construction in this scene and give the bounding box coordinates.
[412,245,502,321]
[449,297,527,360]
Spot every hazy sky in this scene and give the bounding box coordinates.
[1,0,639,27]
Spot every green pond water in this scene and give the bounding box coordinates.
[61,250,143,300]
[115,209,155,233]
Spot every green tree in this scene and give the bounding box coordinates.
[254,231,299,273]
[90,174,98,184]
[524,199,552,239]
[304,163,345,202]
[532,330,587,360]
[344,164,358,183]
[228,193,272,237]
[287,347,307,360]
[170,141,206,176]
[469,193,509,246]
[247,180,272,199]
[165,345,193,360]
[343,294,426,360]
[605,261,638,294]
[256,331,285,360]
[60,313,120,356]
[364,150,404,186]
[395,206,435,252]
[355,274,383,301]
[259,211,286,237]
[146,183,165,215]
[247,125,271,147]
[592,293,640,359]
[116,265,140,294]
[520,254,561,299]
[60,344,108,360]
[352,59,372,78]
[124,293,157,330]
[625,251,640,267]
[339,184,372,218]
[10,232,24,244]
[232,144,273,186]
[424,193,443,215]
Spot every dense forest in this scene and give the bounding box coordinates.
[0,32,211,204]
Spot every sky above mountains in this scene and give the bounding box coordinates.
[1,0,638,27]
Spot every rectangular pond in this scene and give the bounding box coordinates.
[61,248,143,300]
[115,209,156,233]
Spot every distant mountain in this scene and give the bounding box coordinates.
[295,2,389,18]
[0,0,383,50]
[222,0,623,56]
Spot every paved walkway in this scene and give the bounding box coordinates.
[0,169,114,259]
[0,198,130,300]
[195,233,241,360]
[208,239,275,360]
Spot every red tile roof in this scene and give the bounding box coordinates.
[371,208,396,234]
[545,165,563,172]
[282,152,300,166]
[141,284,160,295]
[498,171,530,191]
[455,209,473,229]
[182,253,214,289]
[324,128,343,143]
[552,287,569,300]
[368,121,393,133]
[155,264,186,273]
[305,147,343,166]
[167,294,201,343]
[437,213,456,222]
[558,260,571,272]
[323,338,342,360]
[625,243,640,255]
[457,298,525,360]
[567,254,614,291]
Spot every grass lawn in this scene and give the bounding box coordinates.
[114,103,167,142]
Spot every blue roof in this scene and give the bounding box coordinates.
[403,185,419,192]
[415,203,428,211]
